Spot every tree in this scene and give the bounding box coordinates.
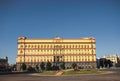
[35,64,39,72]
[72,63,77,69]
[46,61,52,71]
[100,59,104,68]
[21,63,26,71]
[12,64,16,71]
[60,62,65,70]
[27,65,36,72]
[52,65,59,70]
[107,60,113,68]
[99,58,106,68]
[40,62,45,71]
[104,59,108,68]
[99,58,113,68]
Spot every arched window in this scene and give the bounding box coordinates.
[69,45,71,48]
[20,50,23,53]
[28,45,30,48]
[47,45,49,48]
[73,45,74,48]
[34,45,36,48]
[20,45,23,48]
[87,45,89,48]
[76,45,77,48]
[81,45,83,48]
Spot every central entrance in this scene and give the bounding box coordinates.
[53,45,64,66]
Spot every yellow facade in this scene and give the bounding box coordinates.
[16,36,96,70]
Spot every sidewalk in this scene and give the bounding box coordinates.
[55,71,63,76]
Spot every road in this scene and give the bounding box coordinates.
[0,68,120,81]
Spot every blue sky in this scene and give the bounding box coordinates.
[0,0,120,64]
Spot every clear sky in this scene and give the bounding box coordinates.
[0,0,120,64]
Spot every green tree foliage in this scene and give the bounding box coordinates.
[35,64,39,72]
[46,61,52,70]
[27,65,36,72]
[107,60,113,68]
[40,62,45,71]
[99,58,113,68]
[72,63,77,69]
[52,65,59,70]
[12,64,16,71]
[21,63,26,71]
[60,62,65,70]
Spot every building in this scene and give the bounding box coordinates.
[0,56,9,72]
[16,36,96,70]
[103,54,119,64]
[103,54,119,66]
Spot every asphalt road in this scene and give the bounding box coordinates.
[0,68,120,81]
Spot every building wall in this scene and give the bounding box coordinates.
[16,36,96,70]
[103,54,119,64]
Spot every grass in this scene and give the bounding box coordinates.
[40,71,56,75]
[62,69,106,75]
[38,69,107,76]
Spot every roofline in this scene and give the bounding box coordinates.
[18,36,95,40]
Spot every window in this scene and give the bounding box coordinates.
[87,45,89,48]
[25,45,27,48]
[81,45,83,48]
[28,45,30,48]
[20,45,23,48]
[69,45,71,48]
[20,50,23,53]
[73,45,74,48]
[47,45,49,48]
[66,45,68,48]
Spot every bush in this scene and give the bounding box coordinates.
[46,61,52,71]
[60,62,65,70]
[27,66,36,72]
[21,63,26,71]
[52,65,59,71]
